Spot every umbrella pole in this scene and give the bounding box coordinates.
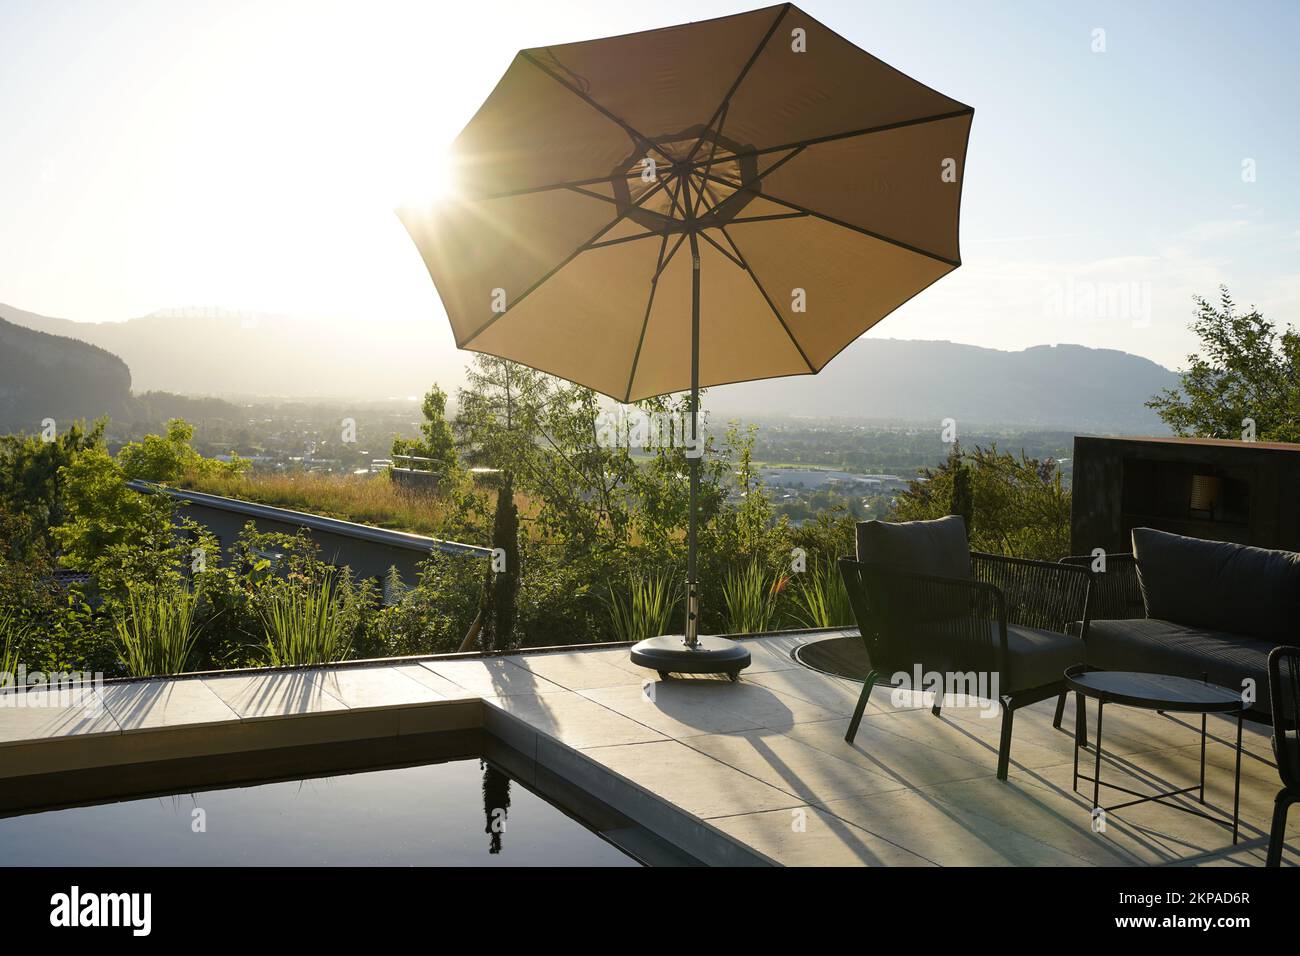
[685,230,701,648]
[626,225,749,681]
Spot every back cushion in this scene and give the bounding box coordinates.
[856,515,971,579]
[1132,527,1300,640]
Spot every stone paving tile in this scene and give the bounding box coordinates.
[390,663,476,699]
[785,715,994,790]
[817,786,1096,866]
[0,688,120,744]
[681,728,904,802]
[420,657,565,697]
[1009,753,1289,865]
[102,678,239,731]
[308,665,450,709]
[483,691,666,749]
[505,650,646,691]
[582,738,803,819]
[742,667,873,716]
[578,682,763,738]
[201,671,348,718]
[710,804,933,866]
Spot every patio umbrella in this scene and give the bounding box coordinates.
[398,3,972,678]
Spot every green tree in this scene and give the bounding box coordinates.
[392,385,462,483]
[487,473,520,651]
[117,418,247,483]
[892,445,1070,560]
[1148,287,1300,441]
[0,419,105,555]
[947,442,974,534]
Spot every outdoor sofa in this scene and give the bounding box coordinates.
[1065,527,1300,723]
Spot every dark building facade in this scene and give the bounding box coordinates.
[1071,435,1300,555]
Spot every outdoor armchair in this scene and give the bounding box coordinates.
[839,516,1092,780]
[1267,645,1300,866]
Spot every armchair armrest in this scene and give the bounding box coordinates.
[841,558,1008,675]
[971,552,1092,637]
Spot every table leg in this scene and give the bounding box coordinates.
[1232,710,1243,845]
[1092,699,1105,812]
[1072,700,1080,793]
[1199,711,1207,804]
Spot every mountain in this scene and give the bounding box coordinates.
[0,313,132,430]
[0,304,465,401]
[0,304,1182,432]
[708,339,1180,433]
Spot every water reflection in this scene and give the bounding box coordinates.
[481,760,511,855]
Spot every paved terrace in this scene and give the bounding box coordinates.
[2,632,1296,866]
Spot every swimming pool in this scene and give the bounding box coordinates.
[0,739,646,866]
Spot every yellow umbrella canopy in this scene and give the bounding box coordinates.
[399,2,972,404]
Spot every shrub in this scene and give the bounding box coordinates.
[786,555,854,629]
[604,569,680,644]
[720,560,783,634]
[0,609,28,679]
[260,570,353,666]
[112,586,201,677]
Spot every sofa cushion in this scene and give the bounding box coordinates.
[1085,617,1274,713]
[1132,527,1300,641]
[857,515,971,579]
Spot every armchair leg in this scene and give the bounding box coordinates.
[931,694,942,717]
[997,699,1014,781]
[1267,790,1296,868]
[1052,690,1066,729]
[845,670,878,744]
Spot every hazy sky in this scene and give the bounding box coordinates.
[1,0,1297,373]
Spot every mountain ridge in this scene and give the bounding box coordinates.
[0,313,133,429]
[0,303,1180,432]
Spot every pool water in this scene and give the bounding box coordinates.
[0,757,640,867]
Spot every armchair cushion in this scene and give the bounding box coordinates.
[877,620,1082,695]
[1004,624,1085,693]
[856,515,971,579]
[1131,528,1300,641]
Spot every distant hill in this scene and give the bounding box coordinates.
[709,339,1180,433]
[0,304,1182,432]
[0,313,132,430]
[0,303,463,401]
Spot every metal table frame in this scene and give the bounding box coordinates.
[1065,665,1244,844]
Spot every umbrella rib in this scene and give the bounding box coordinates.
[684,108,976,174]
[690,102,727,219]
[477,168,668,203]
[520,50,676,166]
[699,168,961,267]
[459,178,671,347]
[685,3,791,165]
[624,174,692,401]
[727,211,808,224]
[696,228,745,269]
[588,230,666,250]
[623,229,673,403]
[717,225,816,373]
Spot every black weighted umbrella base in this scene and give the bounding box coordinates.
[630,634,751,682]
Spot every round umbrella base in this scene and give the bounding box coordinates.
[630,634,752,682]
